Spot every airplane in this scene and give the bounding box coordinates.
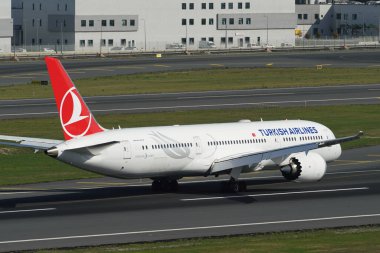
[0,57,363,192]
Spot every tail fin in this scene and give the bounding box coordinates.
[45,57,104,140]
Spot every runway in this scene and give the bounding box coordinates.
[0,145,379,252]
[0,83,379,119]
[0,49,379,86]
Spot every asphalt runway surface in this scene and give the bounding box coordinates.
[0,49,379,86]
[0,145,379,251]
[0,84,379,120]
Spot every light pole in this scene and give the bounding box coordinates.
[141,18,146,51]
[60,22,63,55]
[36,18,41,52]
[265,15,269,46]
[225,22,227,49]
[99,20,103,55]
[185,22,188,51]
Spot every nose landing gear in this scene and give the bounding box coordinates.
[151,178,179,192]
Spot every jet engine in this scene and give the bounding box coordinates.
[280,152,327,182]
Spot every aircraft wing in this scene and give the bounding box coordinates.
[209,131,363,174]
[0,135,63,150]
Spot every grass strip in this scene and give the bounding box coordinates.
[0,67,379,100]
[0,104,379,186]
[36,226,380,253]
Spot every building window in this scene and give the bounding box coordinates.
[298,14,302,20]
[32,19,35,27]
[81,20,86,27]
[181,38,186,44]
[245,37,250,43]
[110,20,115,26]
[229,18,234,25]
[221,37,226,44]
[189,19,194,25]
[88,40,93,47]
[246,18,251,25]
[189,3,194,9]
[189,38,194,45]
[39,19,42,27]
[209,18,214,25]
[65,4,68,11]
[303,14,308,20]
[228,37,233,44]
[57,3,59,11]
[238,18,243,25]
[228,2,233,9]
[39,3,42,10]
[209,3,214,9]
[238,2,243,9]
[64,20,66,27]
[315,14,319,20]
[122,19,127,26]
[102,20,107,26]
[57,39,60,45]
[221,18,227,25]
[245,2,250,9]
[202,3,206,9]
[352,14,357,20]
[343,13,348,21]
[201,18,206,25]
[89,20,94,27]
[101,39,106,46]
[182,3,186,9]
[336,13,341,20]
[221,3,226,9]
[80,40,85,47]
[32,38,35,45]
[130,19,136,26]
[108,39,113,46]
[32,3,35,10]
[208,37,214,42]
[182,19,187,25]
[65,39,68,45]
[121,39,126,46]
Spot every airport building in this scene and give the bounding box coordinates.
[0,0,13,53]
[296,1,380,38]
[11,0,296,52]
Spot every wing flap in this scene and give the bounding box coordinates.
[0,135,62,150]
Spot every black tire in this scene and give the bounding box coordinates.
[152,180,161,192]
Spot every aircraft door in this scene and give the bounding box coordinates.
[193,136,202,155]
[122,141,132,159]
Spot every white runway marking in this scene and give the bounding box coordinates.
[181,187,369,201]
[1,213,380,245]
[0,208,56,215]
[0,192,31,195]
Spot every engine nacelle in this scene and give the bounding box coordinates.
[280,152,327,182]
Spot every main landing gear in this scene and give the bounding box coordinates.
[221,167,247,193]
[222,178,247,193]
[151,178,179,192]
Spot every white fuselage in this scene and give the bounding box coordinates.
[55,120,342,179]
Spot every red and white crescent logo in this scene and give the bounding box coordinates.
[60,87,92,138]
